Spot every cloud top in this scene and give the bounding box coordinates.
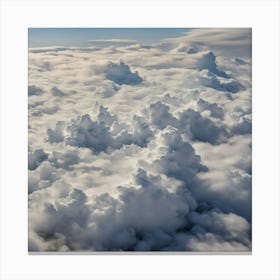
[105,61,143,85]
[28,28,252,252]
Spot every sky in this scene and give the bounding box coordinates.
[28,28,252,252]
[28,28,190,47]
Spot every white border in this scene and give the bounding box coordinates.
[1,0,279,279]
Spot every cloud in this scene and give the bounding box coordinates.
[29,46,101,54]
[65,114,116,152]
[177,45,199,54]
[197,51,228,78]
[47,121,65,143]
[147,101,177,129]
[28,85,44,96]
[235,57,248,65]
[189,210,251,245]
[199,70,243,93]
[51,86,66,97]
[46,106,153,153]
[49,150,80,170]
[29,168,196,251]
[174,232,250,252]
[29,47,70,53]
[28,166,250,251]
[162,28,252,58]
[31,104,60,116]
[28,161,58,193]
[114,117,152,148]
[97,105,117,126]
[155,126,208,183]
[50,86,77,97]
[178,109,229,144]
[28,148,48,170]
[232,117,252,135]
[197,98,224,119]
[38,61,52,71]
[105,61,143,85]
[89,39,138,44]
[28,28,252,252]
[191,140,252,220]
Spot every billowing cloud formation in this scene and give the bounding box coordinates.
[197,99,224,119]
[47,121,65,143]
[28,28,251,252]
[28,85,44,96]
[47,106,153,153]
[105,61,143,85]
[197,51,228,78]
[51,86,65,97]
[155,126,208,182]
[178,109,229,144]
[232,117,252,135]
[199,70,243,93]
[147,102,177,129]
[28,148,48,170]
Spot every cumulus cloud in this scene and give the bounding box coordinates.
[28,161,58,193]
[29,169,197,251]
[51,86,66,97]
[28,28,252,252]
[197,51,228,78]
[147,102,177,129]
[154,126,208,182]
[199,70,243,93]
[28,148,48,170]
[28,167,251,251]
[28,85,44,96]
[232,117,252,135]
[197,98,224,119]
[65,114,116,151]
[105,60,143,85]
[46,106,153,154]
[49,150,80,170]
[189,210,251,245]
[178,109,229,144]
[47,121,65,143]
[235,57,248,65]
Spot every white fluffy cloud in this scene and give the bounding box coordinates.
[105,60,143,85]
[28,28,252,252]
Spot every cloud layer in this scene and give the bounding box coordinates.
[28,28,252,252]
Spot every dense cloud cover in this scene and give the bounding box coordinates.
[105,61,143,85]
[28,28,252,252]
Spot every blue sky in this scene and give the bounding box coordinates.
[28,28,190,48]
